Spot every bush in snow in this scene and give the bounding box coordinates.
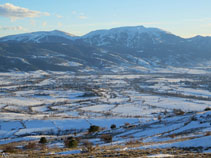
[3,145,16,153]
[100,134,113,143]
[82,140,95,153]
[204,107,211,111]
[24,142,37,149]
[173,109,185,115]
[88,125,100,133]
[39,137,47,144]
[64,138,78,148]
[204,131,211,136]
[110,124,116,129]
[158,115,162,121]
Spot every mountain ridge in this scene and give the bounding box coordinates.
[1,25,211,42]
[0,30,77,43]
[0,26,210,73]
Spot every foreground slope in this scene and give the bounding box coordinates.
[0,71,210,157]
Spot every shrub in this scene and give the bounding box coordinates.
[110,124,116,130]
[204,107,211,111]
[74,131,77,136]
[204,131,211,136]
[169,134,176,138]
[82,140,94,153]
[158,115,162,121]
[24,142,37,149]
[3,145,16,153]
[100,134,112,143]
[39,137,47,144]
[67,136,74,140]
[173,109,185,115]
[163,110,168,115]
[191,116,197,121]
[65,139,78,148]
[125,139,141,145]
[88,125,100,133]
[124,122,130,126]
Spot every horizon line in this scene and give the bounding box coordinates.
[0,25,210,39]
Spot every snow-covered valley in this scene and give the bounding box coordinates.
[0,69,210,157]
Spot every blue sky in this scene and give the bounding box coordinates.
[0,0,211,37]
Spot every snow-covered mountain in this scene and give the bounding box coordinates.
[0,26,211,73]
[0,30,77,43]
[82,26,183,48]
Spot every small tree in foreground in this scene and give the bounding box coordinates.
[82,140,95,153]
[100,134,112,143]
[204,107,211,111]
[88,125,100,133]
[64,137,79,148]
[39,137,47,144]
[110,124,116,130]
[3,145,16,153]
[65,139,78,148]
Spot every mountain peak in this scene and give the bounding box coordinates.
[82,25,172,39]
[48,30,77,37]
[81,25,175,48]
[0,30,77,43]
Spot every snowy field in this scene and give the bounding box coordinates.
[0,70,210,154]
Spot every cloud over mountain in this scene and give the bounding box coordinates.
[0,3,49,20]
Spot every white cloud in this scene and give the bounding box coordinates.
[79,15,88,19]
[72,11,88,20]
[0,3,50,20]
[78,12,88,20]
[0,26,24,31]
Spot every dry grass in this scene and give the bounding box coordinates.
[0,141,210,158]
